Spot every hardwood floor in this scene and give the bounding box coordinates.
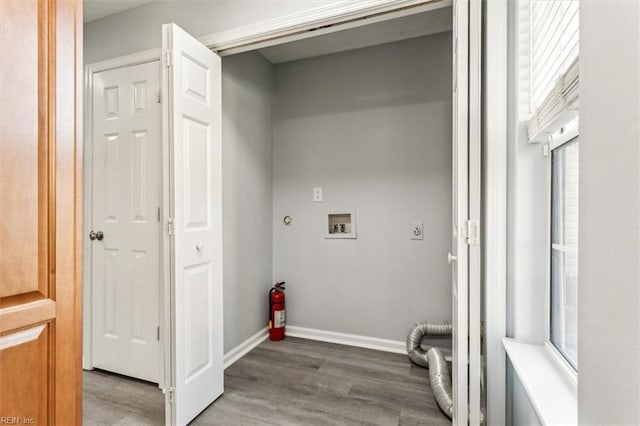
[83,369,164,425]
[83,337,451,425]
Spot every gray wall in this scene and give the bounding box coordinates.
[84,0,339,64]
[272,33,452,341]
[579,1,640,424]
[221,51,274,351]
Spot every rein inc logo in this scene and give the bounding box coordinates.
[0,418,35,424]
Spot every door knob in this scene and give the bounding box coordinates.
[89,231,104,241]
[447,252,457,264]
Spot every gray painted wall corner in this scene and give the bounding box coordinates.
[222,51,275,352]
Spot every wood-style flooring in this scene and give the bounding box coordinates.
[83,368,165,425]
[83,337,451,425]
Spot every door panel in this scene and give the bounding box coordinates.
[452,0,469,423]
[0,325,49,423]
[91,61,161,383]
[451,0,482,424]
[0,0,82,424]
[468,1,483,424]
[162,23,223,426]
[0,0,49,302]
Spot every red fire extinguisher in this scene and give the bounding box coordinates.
[269,282,286,341]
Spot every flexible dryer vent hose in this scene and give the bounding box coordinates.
[426,347,485,424]
[426,347,454,417]
[406,321,452,368]
[407,321,485,424]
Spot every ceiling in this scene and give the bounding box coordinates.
[84,0,155,23]
[258,6,453,64]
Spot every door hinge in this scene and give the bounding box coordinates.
[156,325,160,341]
[464,219,480,245]
[156,90,162,104]
[165,49,172,68]
[163,386,176,404]
[543,143,550,157]
[166,218,174,236]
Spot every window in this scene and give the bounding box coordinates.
[526,0,580,371]
[550,137,579,369]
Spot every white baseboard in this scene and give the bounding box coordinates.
[223,326,407,369]
[223,327,269,369]
[286,326,407,355]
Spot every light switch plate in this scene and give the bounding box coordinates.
[411,221,423,240]
[313,187,323,202]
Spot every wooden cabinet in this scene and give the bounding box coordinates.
[0,1,82,424]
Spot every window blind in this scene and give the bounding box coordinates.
[528,0,579,142]
[530,0,579,110]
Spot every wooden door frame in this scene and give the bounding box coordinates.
[1,1,83,424]
[82,48,163,380]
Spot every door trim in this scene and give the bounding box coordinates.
[198,0,452,56]
[82,49,162,376]
[468,0,483,423]
[483,1,508,425]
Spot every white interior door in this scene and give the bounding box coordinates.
[161,23,224,426]
[451,0,469,420]
[91,61,162,383]
[467,1,482,425]
[451,0,482,424]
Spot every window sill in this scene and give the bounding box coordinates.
[503,338,577,426]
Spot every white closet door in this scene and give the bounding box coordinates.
[468,0,483,424]
[451,0,482,424]
[162,23,223,426]
[451,0,469,420]
[91,61,161,383]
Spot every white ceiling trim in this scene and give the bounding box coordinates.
[258,6,452,64]
[198,0,453,56]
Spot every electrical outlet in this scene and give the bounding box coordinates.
[313,187,323,202]
[411,221,423,240]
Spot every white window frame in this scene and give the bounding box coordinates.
[544,118,579,384]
